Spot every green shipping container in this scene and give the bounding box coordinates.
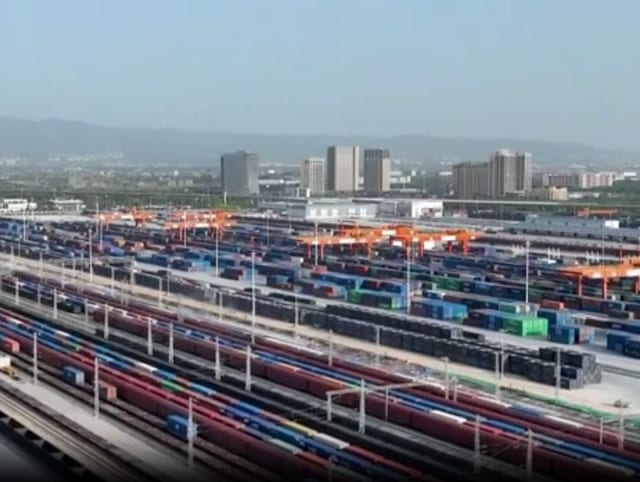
[347,290,362,303]
[161,380,182,392]
[498,302,522,314]
[502,316,548,337]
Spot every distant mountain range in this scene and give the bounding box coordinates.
[0,116,637,167]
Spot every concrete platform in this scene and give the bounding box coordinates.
[0,374,209,482]
[6,255,640,412]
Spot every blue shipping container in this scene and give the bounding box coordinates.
[62,366,85,385]
[166,414,198,440]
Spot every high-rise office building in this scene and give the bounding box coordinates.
[300,157,325,195]
[220,150,259,196]
[363,149,391,193]
[452,162,491,198]
[452,149,532,198]
[488,149,532,197]
[325,146,360,192]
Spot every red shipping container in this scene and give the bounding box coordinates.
[99,382,117,401]
[541,300,564,310]
[1,338,19,353]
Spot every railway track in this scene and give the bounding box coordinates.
[0,290,507,482]
[4,353,283,482]
[0,377,154,482]
[2,262,636,480]
[599,364,640,380]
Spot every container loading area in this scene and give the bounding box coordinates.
[1,209,640,481]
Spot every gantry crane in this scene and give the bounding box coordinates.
[386,225,482,256]
[558,256,640,298]
[576,208,618,218]
[163,210,234,243]
[296,222,481,260]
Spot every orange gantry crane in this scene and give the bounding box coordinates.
[91,208,155,228]
[558,256,640,299]
[296,223,481,260]
[386,225,482,256]
[163,210,235,242]
[576,208,618,218]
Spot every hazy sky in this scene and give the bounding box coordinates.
[2,0,639,149]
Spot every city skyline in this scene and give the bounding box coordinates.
[2,0,639,151]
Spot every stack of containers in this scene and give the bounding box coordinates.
[606,332,630,354]
[314,281,346,299]
[538,308,596,345]
[149,253,173,267]
[266,275,292,290]
[221,267,254,281]
[253,262,301,280]
[171,258,209,272]
[347,290,406,310]
[310,272,361,291]
[464,309,548,336]
[623,337,640,359]
[411,298,467,321]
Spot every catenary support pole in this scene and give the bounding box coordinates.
[187,397,195,468]
[103,304,109,339]
[358,379,366,434]
[251,252,256,344]
[94,357,100,417]
[147,318,153,356]
[245,345,252,391]
[52,288,58,319]
[32,332,38,384]
[526,429,533,480]
[215,336,221,381]
[168,321,174,363]
[474,414,481,474]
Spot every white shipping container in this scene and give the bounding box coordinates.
[0,356,11,369]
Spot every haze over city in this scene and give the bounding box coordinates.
[2,0,639,150]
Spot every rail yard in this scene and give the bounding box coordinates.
[0,208,640,481]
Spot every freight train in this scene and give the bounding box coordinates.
[2,275,639,481]
[0,309,426,482]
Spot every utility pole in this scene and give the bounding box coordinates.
[525,429,533,480]
[358,379,366,434]
[251,251,256,344]
[217,291,223,321]
[93,356,100,417]
[14,279,19,305]
[525,240,530,304]
[214,336,221,381]
[187,397,195,468]
[618,405,625,450]
[293,296,299,340]
[375,326,381,366]
[168,321,174,363]
[443,357,450,400]
[52,289,58,319]
[245,345,252,391]
[494,352,501,399]
[314,221,319,266]
[328,330,333,366]
[473,414,481,474]
[405,247,411,315]
[32,332,38,384]
[103,304,109,339]
[215,227,219,277]
[555,347,561,400]
[147,318,153,356]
